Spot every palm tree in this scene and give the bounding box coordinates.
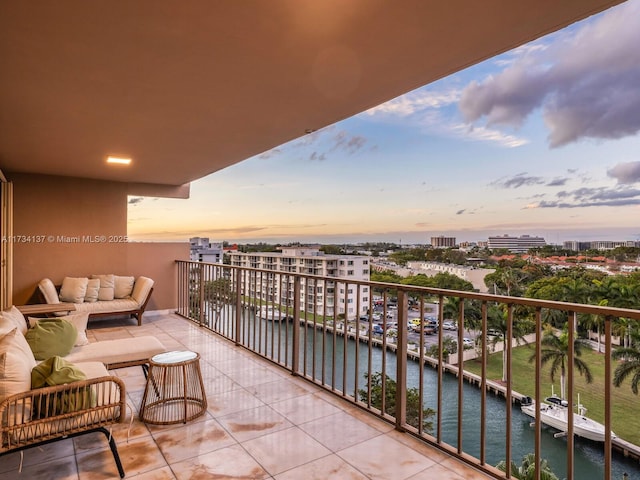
[613,344,640,394]
[496,453,559,480]
[486,304,532,382]
[442,296,481,331]
[531,329,593,399]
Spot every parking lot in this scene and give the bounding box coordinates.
[360,304,477,348]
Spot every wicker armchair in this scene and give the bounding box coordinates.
[0,375,126,478]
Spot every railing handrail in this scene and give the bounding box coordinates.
[176,259,640,320]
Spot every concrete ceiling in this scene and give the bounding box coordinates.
[0,0,625,190]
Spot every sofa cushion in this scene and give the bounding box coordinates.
[24,318,78,360]
[38,278,61,305]
[84,278,100,303]
[65,336,165,366]
[114,275,135,299]
[0,306,28,335]
[59,277,89,304]
[92,274,115,301]
[0,328,37,402]
[30,312,89,347]
[131,276,154,305]
[73,298,139,314]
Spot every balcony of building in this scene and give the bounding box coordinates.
[0,3,631,479]
[173,260,640,480]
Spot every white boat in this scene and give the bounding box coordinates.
[257,305,290,321]
[521,394,616,442]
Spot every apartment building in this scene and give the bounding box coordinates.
[564,240,640,251]
[430,236,456,248]
[189,237,223,263]
[228,247,370,319]
[487,234,546,253]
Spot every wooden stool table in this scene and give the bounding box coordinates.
[139,350,207,425]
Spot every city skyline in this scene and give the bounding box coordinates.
[128,1,640,246]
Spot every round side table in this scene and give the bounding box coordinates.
[139,350,207,425]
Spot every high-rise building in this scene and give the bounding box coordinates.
[431,236,456,248]
[487,234,546,253]
[229,246,370,319]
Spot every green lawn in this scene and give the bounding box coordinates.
[464,345,640,445]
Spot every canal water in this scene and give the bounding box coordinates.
[239,316,640,479]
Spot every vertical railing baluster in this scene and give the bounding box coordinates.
[505,304,513,478]
[342,281,348,397]
[567,311,576,480]
[436,294,444,443]
[480,300,487,466]
[604,315,613,480]
[396,289,408,431]
[534,308,542,480]
[457,297,465,454]
[234,267,242,345]
[198,263,205,327]
[291,275,301,376]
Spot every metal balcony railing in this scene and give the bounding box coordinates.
[176,260,640,480]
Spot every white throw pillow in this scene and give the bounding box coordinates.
[29,312,89,347]
[59,277,89,304]
[91,274,115,301]
[114,276,135,299]
[0,306,28,335]
[84,278,100,303]
[38,278,61,304]
[0,328,37,402]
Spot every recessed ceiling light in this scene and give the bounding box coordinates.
[107,156,132,165]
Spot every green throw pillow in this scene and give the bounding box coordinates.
[24,318,77,360]
[31,356,95,417]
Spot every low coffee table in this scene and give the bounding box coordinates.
[139,350,207,425]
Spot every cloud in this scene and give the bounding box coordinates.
[128,197,144,206]
[452,124,528,147]
[526,185,640,208]
[608,161,640,184]
[255,124,370,162]
[546,177,569,187]
[329,131,367,154]
[258,148,282,159]
[491,173,545,189]
[459,1,640,148]
[309,152,327,161]
[456,209,466,215]
[364,89,460,117]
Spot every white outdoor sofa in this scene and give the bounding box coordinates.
[34,275,154,326]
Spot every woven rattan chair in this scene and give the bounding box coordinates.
[0,375,127,478]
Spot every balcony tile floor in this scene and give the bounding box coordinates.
[0,312,493,479]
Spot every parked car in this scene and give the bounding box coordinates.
[443,320,456,330]
[423,324,436,335]
[372,324,384,335]
[487,329,502,337]
[462,337,474,347]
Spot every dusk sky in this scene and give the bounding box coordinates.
[128,1,640,246]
